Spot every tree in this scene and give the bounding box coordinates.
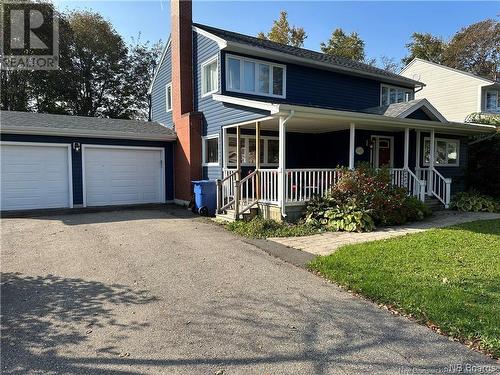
[320,28,365,62]
[402,32,446,66]
[257,10,307,47]
[379,56,400,73]
[444,19,499,81]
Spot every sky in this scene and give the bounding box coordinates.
[53,1,499,64]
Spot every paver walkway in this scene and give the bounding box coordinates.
[269,211,500,256]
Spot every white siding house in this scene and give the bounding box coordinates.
[401,58,500,122]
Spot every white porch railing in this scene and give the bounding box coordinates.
[391,168,426,202]
[416,167,452,208]
[260,169,279,204]
[285,168,342,203]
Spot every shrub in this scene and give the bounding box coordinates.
[450,191,499,213]
[305,165,432,232]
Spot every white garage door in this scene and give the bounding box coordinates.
[83,146,164,206]
[1,143,72,210]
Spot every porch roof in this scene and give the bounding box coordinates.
[213,94,497,135]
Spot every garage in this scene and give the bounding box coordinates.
[1,143,72,210]
[83,146,165,206]
[0,110,176,212]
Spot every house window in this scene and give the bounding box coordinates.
[226,134,279,166]
[423,137,460,166]
[166,82,172,112]
[381,84,414,106]
[201,56,218,97]
[486,90,499,112]
[202,135,219,165]
[226,54,286,98]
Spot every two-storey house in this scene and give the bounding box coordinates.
[149,0,495,220]
[401,58,500,122]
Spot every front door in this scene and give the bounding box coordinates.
[371,136,393,168]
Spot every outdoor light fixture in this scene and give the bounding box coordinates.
[73,142,81,152]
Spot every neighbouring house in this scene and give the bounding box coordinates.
[147,0,495,220]
[0,111,175,210]
[400,58,500,123]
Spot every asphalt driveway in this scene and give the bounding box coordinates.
[1,207,497,374]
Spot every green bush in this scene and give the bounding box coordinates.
[304,165,432,232]
[226,216,320,238]
[450,191,499,213]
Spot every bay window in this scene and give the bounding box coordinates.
[423,137,460,166]
[381,84,414,106]
[226,54,286,98]
[226,135,279,166]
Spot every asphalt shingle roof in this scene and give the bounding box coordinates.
[362,99,428,117]
[194,23,422,87]
[0,111,175,138]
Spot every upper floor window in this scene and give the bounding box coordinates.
[201,56,218,97]
[423,137,459,167]
[166,82,172,112]
[486,90,499,112]
[226,54,286,99]
[381,84,414,106]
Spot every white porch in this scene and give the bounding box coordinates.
[214,107,493,220]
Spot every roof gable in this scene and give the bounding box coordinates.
[362,99,448,123]
[148,36,171,95]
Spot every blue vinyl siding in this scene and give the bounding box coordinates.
[193,32,269,180]
[150,43,173,127]
[220,51,413,111]
[0,134,175,204]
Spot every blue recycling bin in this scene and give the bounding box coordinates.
[192,180,217,216]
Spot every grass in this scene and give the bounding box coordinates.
[309,219,500,358]
[226,216,322,238]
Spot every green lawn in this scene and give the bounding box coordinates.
[309,219,500,358]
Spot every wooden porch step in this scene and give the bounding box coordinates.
[215,207,259,222]
[424,197,445,211]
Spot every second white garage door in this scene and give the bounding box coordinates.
[83,146,164,207]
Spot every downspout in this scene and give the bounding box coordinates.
[279,110,295,218]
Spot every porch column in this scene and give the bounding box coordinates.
[404,128,410,170]
[255,121,261,200]
[278,116,287,215]
[428,129,435,196]
[222,127,228,170]
[234,126,241,218]
[349,123,355,169]
[415,130,421,169]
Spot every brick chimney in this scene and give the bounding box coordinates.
[171,0,202,203]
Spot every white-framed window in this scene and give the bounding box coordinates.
[166,82,172,112]
[423,137,460,167]
[226,134,279,166]
[201,55,218,97]
[226,54,286,99]
[485,90,500,112]
[380,84,414,106]
[202,135,219,166]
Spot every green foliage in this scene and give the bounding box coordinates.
[304,166,431,232]
[257,10,307,47]
[465,112,500,126]
[309,219,500,358]
[320,28,366,62]
[226,216,320,239]
[402,32,446,66]
[450,192,499,213]
[1,5,161,120]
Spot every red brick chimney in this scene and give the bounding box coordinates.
[171,0,202,203]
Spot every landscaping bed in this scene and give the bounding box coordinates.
[309,219,500,358]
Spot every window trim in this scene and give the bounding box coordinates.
[201,55,219,98]
[166,82,172,112]
[225,54,286,99]
[423,137,460,167]
[202,134,220,166]
[226,134,280,167]
[485,90,500,113]
[380,84,414,106]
